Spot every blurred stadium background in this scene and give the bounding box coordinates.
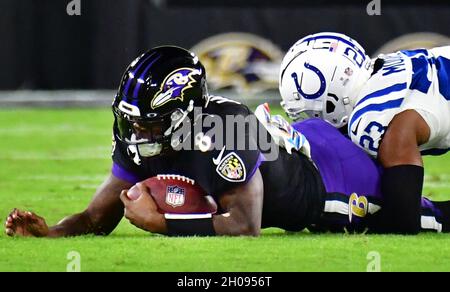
[1,0,450,272]
[1,0,450,106]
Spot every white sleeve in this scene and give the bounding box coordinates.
[348,111,392,158]
[400,91,449,147]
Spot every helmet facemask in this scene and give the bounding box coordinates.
[280,92,323,122]
[113,99,194,159]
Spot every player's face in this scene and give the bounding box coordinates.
[132,120,174,143]
[115,111,171,145]
[132,121,167,143]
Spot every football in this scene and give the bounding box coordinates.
[127,174,218,214]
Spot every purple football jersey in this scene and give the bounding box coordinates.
[293,118,383,201]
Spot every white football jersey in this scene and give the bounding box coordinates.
[348,46,450,157]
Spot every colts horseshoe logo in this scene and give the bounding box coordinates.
[291,62,326,100]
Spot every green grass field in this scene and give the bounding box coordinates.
[0,108,449,272]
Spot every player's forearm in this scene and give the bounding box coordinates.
[47,212,99,237]
[378,109,430,167]
[45,174,130,238]
[213,213,261,236]
[212,171,263,236]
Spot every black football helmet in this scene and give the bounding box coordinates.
[113,46,208,159]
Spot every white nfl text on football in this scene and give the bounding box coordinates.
[165,185,186,207]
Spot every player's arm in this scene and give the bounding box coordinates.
[212,168,264,236]
[378,109,430,234]
[5,173,132,237]
[120,169,264,237]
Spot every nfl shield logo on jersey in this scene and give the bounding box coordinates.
[165,186,186,207]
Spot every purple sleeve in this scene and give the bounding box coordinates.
[111,162,141,184]
[293,119,383,200]
[246,153,265,181]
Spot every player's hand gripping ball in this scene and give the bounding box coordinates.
[127,175,217,214]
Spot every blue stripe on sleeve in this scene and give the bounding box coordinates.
[349,98,404,130]
[355,83,406,108]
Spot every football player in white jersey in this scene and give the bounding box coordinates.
[279,32,450,234]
